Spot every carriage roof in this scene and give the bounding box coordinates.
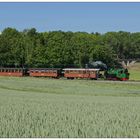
[63,68,100,71]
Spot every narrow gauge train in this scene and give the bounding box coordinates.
[0,67,129,81]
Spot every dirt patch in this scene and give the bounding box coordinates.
[128,62,140,71]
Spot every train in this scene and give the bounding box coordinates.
[0,67,129,81]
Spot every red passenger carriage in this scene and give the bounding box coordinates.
[63,68,100,79]
[0,68,25,77]
[29,68,61,78]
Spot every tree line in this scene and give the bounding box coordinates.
[0,27,140,68]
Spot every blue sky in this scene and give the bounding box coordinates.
[0,2,140,33]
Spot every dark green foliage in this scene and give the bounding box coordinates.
[0,27,139,68]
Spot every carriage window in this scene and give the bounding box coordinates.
[66,70,69,73]
[79,70,82,74]
[91,71,94,74]
[76,70,79,73]
[85,71,89,74]
[71,70,73,73]
[42,70,45,73]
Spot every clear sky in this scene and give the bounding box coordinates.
[0,2,140,33]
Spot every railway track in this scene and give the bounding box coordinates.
[94,79,140,84]
[60,78,140,84]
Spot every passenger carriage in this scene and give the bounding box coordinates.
[29,68,61,78]
[0,68,25,77]
[63,68,100,80]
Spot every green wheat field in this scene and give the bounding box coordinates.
[0,76,140,138]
